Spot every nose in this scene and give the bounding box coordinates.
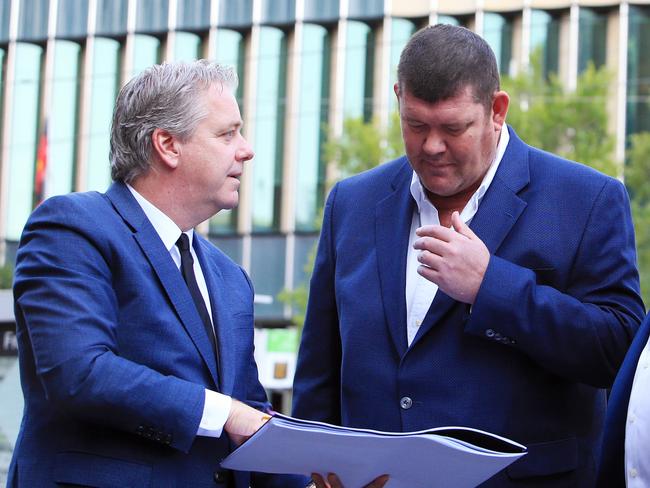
[237,135,254,162]
[423,130,446,155]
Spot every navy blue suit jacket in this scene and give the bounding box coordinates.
[292,127,644,486]
[8,182,298,487]
[597,313,650,487]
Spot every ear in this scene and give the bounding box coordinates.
[394,83,401,107]
[151,128,181,169]
[491,91,509,130]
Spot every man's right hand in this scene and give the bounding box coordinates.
[223,399,271,445]
[310,472,389,488]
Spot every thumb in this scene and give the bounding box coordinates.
[451,211,476,239]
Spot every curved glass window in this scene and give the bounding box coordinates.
[294,24,330,230]
[252,27,287,231]
[483,13,513,76]
[6,43,43,240]
[389,18,416,111]
[578,8,607,73]
[173,31,202,62]
[627,6,650,136]
[530,10,559,78]
[49,40,81,197]
[344,21,374,120]
[131,34,161,77]
[86,38,120,191]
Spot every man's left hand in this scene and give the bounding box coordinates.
[413,211,489,304]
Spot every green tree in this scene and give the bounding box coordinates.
[502,54,617,177]
[0,263,13,289]
[279,114,403,331]
[624,132,650,303]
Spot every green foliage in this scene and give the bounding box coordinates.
[0,263,13,289]
[502,53,617,177]
[279,115,402,331]
[626,132,650,304]
[323,113,404,177]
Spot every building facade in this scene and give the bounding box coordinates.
[0,0,649,321]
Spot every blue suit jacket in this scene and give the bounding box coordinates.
[292,127,644,486]
[597,312,650,487]
[8,182,299,487]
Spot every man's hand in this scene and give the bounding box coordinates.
[413,211,490,304]
[223,400,271,446]
[311,473,389,488]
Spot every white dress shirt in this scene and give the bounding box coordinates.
[405,127,510,346]
[127,185,231,438]
[625,337,650,487]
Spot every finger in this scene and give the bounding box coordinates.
[415,224,457,241]
[450,211,476,240]
[366,474,390,488]
[413,236,449,257]
[327,473,343,488]
[311,473,329,488]
[417,264,441,284]
[417,250,444,270]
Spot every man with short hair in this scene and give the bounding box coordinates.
[293,24,644,487]
[8,60,301,487]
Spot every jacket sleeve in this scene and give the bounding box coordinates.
[467,177,645,387]
[292,184,343,423]
[14,196,205,453]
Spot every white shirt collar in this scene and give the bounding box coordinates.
[126,184,192,251]
[410,125,510,221]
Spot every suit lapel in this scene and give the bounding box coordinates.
[375,159,414,358]
[410,127,530,348]
[105,182,220,388]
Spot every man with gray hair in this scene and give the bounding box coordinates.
[8,60,302,487]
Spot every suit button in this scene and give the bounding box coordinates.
[485,329,495,338]
[400,396,413,409]
[136,425,144,435]
[214,470,229,484]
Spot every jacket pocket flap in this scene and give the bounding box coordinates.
[54,451,152,487]
[506,437,577,479]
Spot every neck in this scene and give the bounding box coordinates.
[130,175,197,232]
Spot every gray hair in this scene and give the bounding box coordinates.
[110,59,238,183]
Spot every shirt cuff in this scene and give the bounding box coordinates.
[196,389,232,438]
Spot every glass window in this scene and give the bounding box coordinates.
[627,6,650,137]
[530,10,560,78]
[304,0,339,23]
[209,235,243,264]
[210,29,246,235]
[0,1,11,42]
[86,38,120,191]
[262,0,295,25]
[57,0,88,38]
[348,0,383,20]
[96,0,128,36]
[49,41,81,198]
[6,43,43,241]
[483,13,514,76]
[578,8,607,73]
[136,0,169,33]
[219,0,253,28]
[18,0,49,41]
[344,21,374,121]
[131,34,162,77]
[252,27,287,231]
[436,15,460,26]
[176,0,210,31]
[294,24,330,231]
[389,18,416,111]
[250,235,286,319]
[173,31,202,61]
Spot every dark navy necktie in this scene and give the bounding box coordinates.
[176,234,219,365]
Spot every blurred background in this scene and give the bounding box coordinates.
[0,0,649,482]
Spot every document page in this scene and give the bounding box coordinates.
[221,414,526,488]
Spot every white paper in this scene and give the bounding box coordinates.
[221,414,527,488]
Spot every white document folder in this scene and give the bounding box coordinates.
[220,414,527,488]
